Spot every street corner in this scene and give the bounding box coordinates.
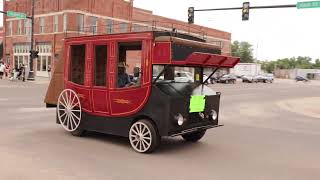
[277,97,320,119]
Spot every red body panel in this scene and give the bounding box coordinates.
[153,42,171,64]
[66,82,92,113]
[109,86,150,116]
[172,52,240,68]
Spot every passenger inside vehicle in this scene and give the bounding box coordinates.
[117,41,142,88]
[117,62,134,88]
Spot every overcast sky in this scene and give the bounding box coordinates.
[1,0,319,61]
[134,0,320,61]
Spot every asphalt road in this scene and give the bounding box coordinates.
[0,79,320,180]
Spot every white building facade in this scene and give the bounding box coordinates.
[230,63,262,76]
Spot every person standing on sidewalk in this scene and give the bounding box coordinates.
[4,63,10,79]
[0,62,5,79]
[47,65,51,79]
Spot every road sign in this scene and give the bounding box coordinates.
[7,11,27,18]
[297,1,320,9]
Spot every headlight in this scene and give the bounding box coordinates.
[174,113,184,126]
[210,110,218,120]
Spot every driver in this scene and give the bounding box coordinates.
[117,62,134,88]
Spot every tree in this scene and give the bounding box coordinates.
[231,41,254,63]
[314,59,320,68]
[260,56,319,73]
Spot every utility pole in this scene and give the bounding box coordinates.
[27,0,36,81]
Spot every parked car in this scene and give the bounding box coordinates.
[295,76,309,82]
[203,74,216,84]
[265,73,274,83]
[174,71,194,83]
[218,74,237,84]
[242,75,258,83]
[255,74,273,83]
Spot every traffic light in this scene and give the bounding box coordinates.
[30,50,39,59]
[188,7,194,24]
[242,2,250,21]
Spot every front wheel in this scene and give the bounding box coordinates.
[182,130,206,142]
[129,119,160,153]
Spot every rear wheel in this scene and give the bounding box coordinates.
[57,89,85,137]
[182,130,206,142]
[129,119,160,153]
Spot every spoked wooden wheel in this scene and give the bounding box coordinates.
[57,89,82,132]
[129,120,160,153]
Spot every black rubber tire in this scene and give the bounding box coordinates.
[130,119,160,153]
[70,113,86,137]
[56,108,86,137]
[71,128,86,137]
[182,130,206,142]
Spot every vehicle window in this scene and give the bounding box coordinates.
[69,45,86,85]
[94,45,107,86]
[153,65,198,83]
[117,41,142,88]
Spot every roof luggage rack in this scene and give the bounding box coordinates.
[63,20,224,49]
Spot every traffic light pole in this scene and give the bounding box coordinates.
[193,4,296,12]
[189,4,297,23]
[27,0,35,81]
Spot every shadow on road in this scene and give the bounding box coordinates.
[84,131,210,154]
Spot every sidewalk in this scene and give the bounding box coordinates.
[28,76,50,85]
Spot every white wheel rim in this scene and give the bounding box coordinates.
[57,89,82,132]
[129,122,152,153]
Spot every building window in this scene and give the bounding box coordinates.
[34,43,52,76]
[54,15,59,32]
[18,20,22,35]
[13,43,30,68]
[69,45,86,85]
[24,19,30,35]
[94,45,107,86]
[90,16,98,34]
[120,22,128,33]
[7,21,12,36]
[77,14,84,32]
[63,14,67,32]
[132,24,141,32]
[106,19,113,34]
[39,17,45,33]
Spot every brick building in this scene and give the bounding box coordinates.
[0,27,3,60]
[3,0,232,77]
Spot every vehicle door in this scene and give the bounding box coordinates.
[91,43,110,115]
[109,40,152,116]
[65,43,92,112]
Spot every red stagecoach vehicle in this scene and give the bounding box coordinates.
[45,31,240,153]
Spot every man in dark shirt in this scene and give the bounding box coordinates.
[117,63,134,88]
